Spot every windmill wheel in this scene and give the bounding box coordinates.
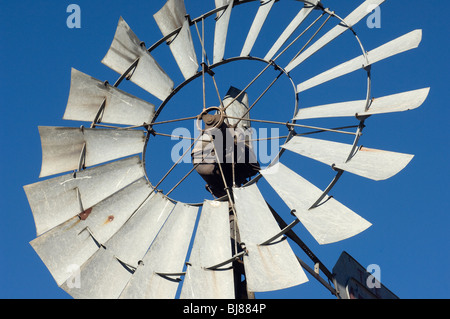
[24,0,429,299]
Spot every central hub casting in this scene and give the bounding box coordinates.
[192,106,260,198]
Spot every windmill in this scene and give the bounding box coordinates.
[24,0,429,299]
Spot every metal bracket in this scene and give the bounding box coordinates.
[155,272,185,282]
[259,213,300,246]
[205,250,246,270]
[201,62,215,76]
[309,169,343,210]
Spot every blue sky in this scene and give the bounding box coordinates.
[0,0,449,299]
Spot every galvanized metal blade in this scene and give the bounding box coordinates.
[285,0,386,73]
[154,0,199,80]
[283,136,414,181]
[261,163,372,245]
[297,29,423,92]
[63,68,155,126]
[263,0,318,61]
[213,0,233,64]
[295,87,430,119]
[102,17,174,101]
[30,178,152,286]
[223,86,250,129]
[61,192,175,299]
[233,184,308,293]
[240,0,276,57]
[38,126,145,178]
[24,156,145,236]
[180,200,234,299]
[120,202,199,299]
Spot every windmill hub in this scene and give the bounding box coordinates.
[197,106,225,131]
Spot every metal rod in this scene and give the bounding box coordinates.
[165,165,196,197]
[152,135,201,192]
[225,115,358,135]
[150,116,198,126]
[289,12,332,64]
[193,15,224,110]
[249,135,289,142]
[153,132,195,140]
[231,71,284,129]
[273,12,326,63]
[222,61,275,112]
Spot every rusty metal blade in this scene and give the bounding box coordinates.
[285,0,386,72]
[61,192,175,299]
[261,163,371,245]
[120,202,199,299]
[154,0,199,80]
[180,200,234,299]
[102,17,174,101]
[263,0,317,61]
[63,68,155,125]
[38,126,145,178]
[294,87,430,119]
[297,30,423,92]
[283,136,414,181]
[30,178,152,286]
[241,0,275,57]
[233,184,308,293]
[213,0,233,64]
[24,156,145,236]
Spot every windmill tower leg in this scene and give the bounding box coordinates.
[229,210,254,299]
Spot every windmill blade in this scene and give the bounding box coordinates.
[240,0,276,57]
[38,126,145,178]
[285,0,386,73]
[261,163,371,245]
[61,192,175,299]
[120,202,199,299]
[223,86,250,129]
[102,17,174,101]
[233,184,308,292]
[294,87,430,119]
[283,136,414,181]
[180,200,235,299]
[298,30,423,92]
[263,0,318,61]
[30,178,152,286]
[24,156,145,236]
[213,0,234,64]
[154,0,199,80]
[63,68,155,126]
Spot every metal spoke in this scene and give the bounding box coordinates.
[225,115,359,136]
[193,17,224,109]
[150,116,198,126]
[153,132,195,140]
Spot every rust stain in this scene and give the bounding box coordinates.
[79,207,93,221]
[104,215,115,225]
[359,147,380,152]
